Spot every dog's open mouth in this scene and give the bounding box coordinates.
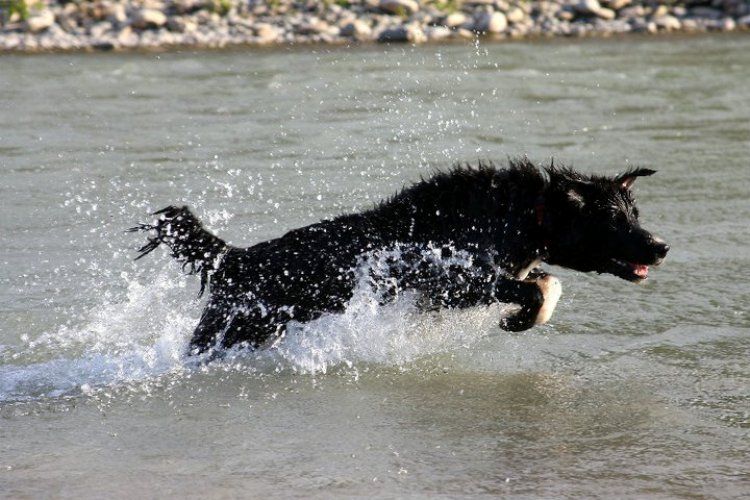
[609,259,657,282]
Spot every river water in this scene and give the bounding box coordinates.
[1,34,749,497]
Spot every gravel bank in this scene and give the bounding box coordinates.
[1,0,749,52]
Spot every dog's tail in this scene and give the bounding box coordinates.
[128,205,228,296]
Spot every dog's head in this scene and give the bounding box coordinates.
[543,166,669,282]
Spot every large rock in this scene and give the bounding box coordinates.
[26,10,55,33]
[132,9,168,29]
[379,0,420,16]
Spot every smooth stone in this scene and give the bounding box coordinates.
[340,19,372,40]
[443,12,467,28]
[654,15,681,31]
[26,10,55,33]
[89,21,113,38]
[575,0,602,16]
[596,7,615,20]
[376,23,425,42]
[473,11,507,33]
[167,17,197,33]
[680,18,699,31]
[672,6,687,17]
[605,0,631,10]
[652,5,669,18]
[254,23,280,43]
[506,7,525,24]
[557,9,575,21]
[106,3,128,25]
[57,14,78,32]
[720,17,736,31]
[425,25,451,40]
[379,0,419,16]
[619,5,646,17]
[92,39,116,50]
[133,9,168,29]
[173,0,208,15]
[117,27,140,47]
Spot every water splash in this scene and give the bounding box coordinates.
[0,247,512,403]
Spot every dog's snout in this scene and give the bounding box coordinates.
[651,237,670,259]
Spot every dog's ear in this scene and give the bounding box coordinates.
[615,167,656,190]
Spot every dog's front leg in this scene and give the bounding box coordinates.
[495,273,561,332]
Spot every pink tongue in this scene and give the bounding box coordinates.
[632,264,649,277]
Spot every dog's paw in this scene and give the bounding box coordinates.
[500,312,536,332]
[534,275,562,325]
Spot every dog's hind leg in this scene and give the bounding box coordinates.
[219,312,279,351]
[189,299,230,355]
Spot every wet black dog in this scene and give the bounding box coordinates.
[132,158,669,355]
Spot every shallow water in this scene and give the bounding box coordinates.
[1,34,749,497]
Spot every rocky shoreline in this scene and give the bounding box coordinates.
[0,0,748,53]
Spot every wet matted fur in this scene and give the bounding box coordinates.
[132,158,669,354]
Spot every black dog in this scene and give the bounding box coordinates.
[132,158,669,355]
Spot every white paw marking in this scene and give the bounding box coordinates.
[534,275,562,325]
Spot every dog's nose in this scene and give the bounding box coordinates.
[652,237,670,259]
